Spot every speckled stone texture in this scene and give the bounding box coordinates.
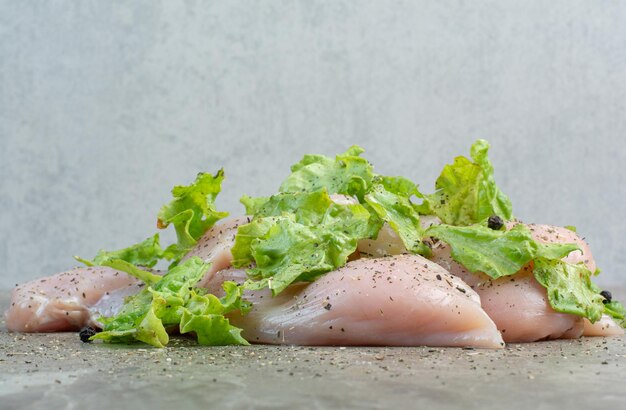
[1,1,625,288]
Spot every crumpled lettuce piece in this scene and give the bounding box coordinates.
[157,170,228,241]
[275,147,431,254]
[92,257,248,347]
[230,217,279,268]
[77,170,229,280]
[93,287,171,347]
[157,169,229,259]
[92,257,210,346]
[75,235,164,285]
[364,183,430,255]
[95,259,162,286]
[243,190,381,240]
[603,300,626,327]
[179,283,251,346]
[424,223,579,279]
[588,282,626,326]
[279,146,375,200]
[78,234,164,268]
[379,175,422,199]
[232,199,374,295]
[533,258,605,323]
[180,311,247,346]
[241,191,333,223]
[237,148,436,294]
[426,139,513,225]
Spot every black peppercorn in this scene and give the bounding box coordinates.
[487,215,504,230]
[79,326,98,343]
[600,290,612,304]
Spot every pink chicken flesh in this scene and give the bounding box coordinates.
[4,217,247,333]
[182,216,249,288]
[428,222,623,342]
[5,266,142,332]
[204,255,504,348]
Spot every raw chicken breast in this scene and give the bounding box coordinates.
[465,265,585,341]
[5,266,142,332]
[428,222,623,341]
[204,255,504,348]
[583,315,624,336]
[5,217,249,333]
[182,216,249,288]
[524,223,596,272]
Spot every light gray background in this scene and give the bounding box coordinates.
[1,1,625,288]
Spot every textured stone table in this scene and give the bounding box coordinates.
[1,291,625,410]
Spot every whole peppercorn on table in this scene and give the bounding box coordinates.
[1,290,626,410]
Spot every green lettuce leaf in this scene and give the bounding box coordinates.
[424,223,579,279]
[92,257,249,347]
[379,175,422,199]
[279,146,375,200]
[232,199,374,295]
[179,284,251,346]
[426,139,513,225]
[231,216,279,268]
[364,183,429,255]
[180,310,248,346]
[241,191,333,223]
[157,170,229,259]
[93,259,162,286]
[75,235,165,285]
[77,234,164,268]
[533,258,605,323]
[237,148,438,294]
[603,300,626,326]
[588,282,626,326]
[93,287,171,347]
[78,170,229,280]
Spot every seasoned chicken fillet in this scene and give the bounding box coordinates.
[429,223,623,341]
[204,255,505,348]
[182,216,249,288]
[5,266,142,332]
[4,217,250,333]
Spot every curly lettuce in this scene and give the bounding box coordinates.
[424,139,513,225]
[533,258,605,323]
[233,191,376,295]
[364,181,429,255]
[157,169,230,260]
[279,146,375,200]
[92,257,249,347]
[77,169,228,275]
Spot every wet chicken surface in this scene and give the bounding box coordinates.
[5,266,141,332]
[205,255,503,348]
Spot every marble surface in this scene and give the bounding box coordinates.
[1,1,626,287]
